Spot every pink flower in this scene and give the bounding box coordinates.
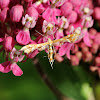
[82,51,93,62]
[24,41,39,58]
[42,20,57,35]
[60,1,73,17]
[50,0,66,7]
[55,54,64,62]
[69,0,81,7]
[94,33,100,45]
[83,16,94,28]
[93,7,100,20]
[0,37,4,42]
[0,0,10,9]
[26,7,39,20]
[33,2,45,14]
[55,28,64,39]
[82,29,91,47]
[70,55,79,66]
[57,16,69,29]
[95,57,100,67]
[22,14,36,28]
[3,36,15,52]
[68,11,78,24]
[0,7,9,22]
[10,5,24,22]
[59,43,74,59]
[16,28,31,45]
[10,48,25,63]
[42,7,61,24]
[89,28,97,39]
[90,43,99,54]
[0,61,23,76]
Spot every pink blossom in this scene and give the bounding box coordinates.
[69,0,81,7]
[3,36,15,52]
[61,2,73,17]
[0,0,10,9]
[70,55,79,66]
[55,28,64,39]
[75,51,82,60]
[33,2,45,14]
[90,43,99,54]
[55,54,64,62]
[95,57,100,66]
[82,51,93,62]
[0,7,9,22]
[42,7,61,24]
[50,0,66,7]
[42,20,57,35]
[10,5,24,22]
[25,41,39,58]
[57,16,69,29]
[94,33,100,45]
[22,14,36,28]
[16,28,31,45]
[0,37,4,42]
[26,7,39,20]
[89,28,97,39]
[0,61,23,76]
[59,43,74,59]
[82,29,91,47]
[68,11,78,23]
[93,7,100,20]
[83,16,94,28]
[10,48,25,62]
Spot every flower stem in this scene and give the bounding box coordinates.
[33,58,72,100]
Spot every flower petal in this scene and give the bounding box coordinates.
[12,63,23,76]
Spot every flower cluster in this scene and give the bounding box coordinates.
[0,0,93,76]
[64,0,100,76]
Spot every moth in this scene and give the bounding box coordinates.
[21,27,83,68]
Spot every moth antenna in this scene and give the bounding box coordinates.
[35,30,46,37]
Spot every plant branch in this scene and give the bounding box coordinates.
[33,58,72,100]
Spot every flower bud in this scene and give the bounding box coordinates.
[90,43,99,54]
[95,57,100,66]
[71,55,79,66]
[68,11,77,23]
[93,7,100,20]
[0,0,10,9]
[69,0,81,7]
[0,7,8,22]
[82,51,93,62]
[61,2,73,17]
[90,66,98,72]
[55,54,64,62]
[75,51,82,60]
[82,46,89,53]
[10,5,24,22]
[3,36,15,52]
[94,33,100,45]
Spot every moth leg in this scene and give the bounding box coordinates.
[47,45,54,69]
